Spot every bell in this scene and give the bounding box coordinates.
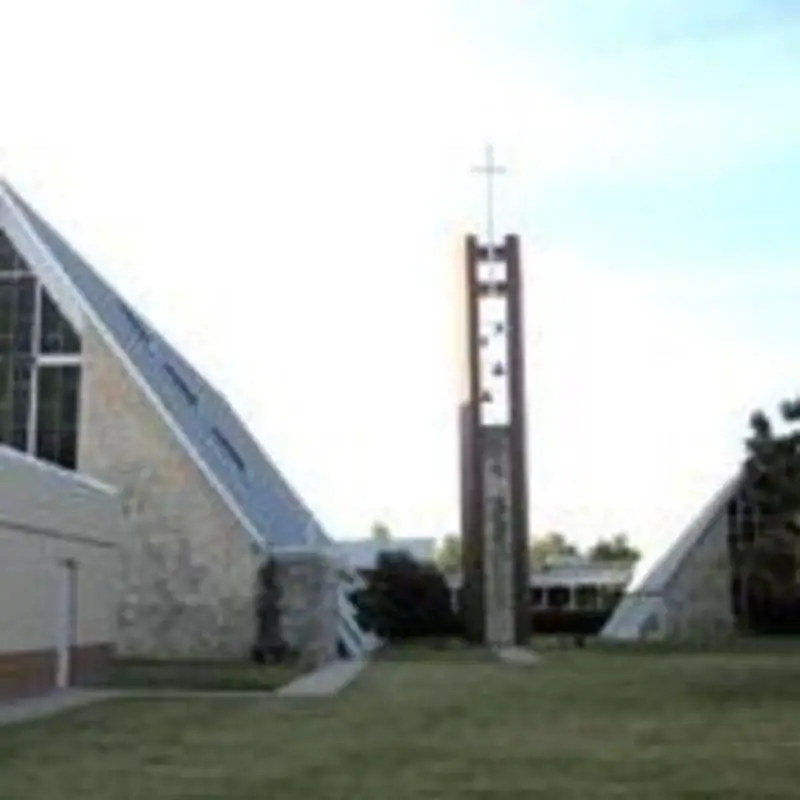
[494,322,505,335]
[479,335,489,348]
[480,389,493,403]
[492,362,505,377]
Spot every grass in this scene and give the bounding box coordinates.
[105,657,302,692]
[5,643,800,797]
[375,636,493,661]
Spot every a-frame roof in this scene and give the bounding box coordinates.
[626,473,741,595]
[0,181,330,553]
[601,472,742,639]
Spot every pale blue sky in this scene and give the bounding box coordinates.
[1,1,799,562]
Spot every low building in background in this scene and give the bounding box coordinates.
[528,555,634,611]
[445,555,633,615]
[332,538,438,579]
[442,554,633,635]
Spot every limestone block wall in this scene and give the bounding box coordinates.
[77,322,262,657]
[275,552,339,667]
[662,508,735,640]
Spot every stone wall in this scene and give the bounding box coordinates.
[78,322,262,657]
[275,552,339,667]
[662,508,735,640]
[482,429,516,648]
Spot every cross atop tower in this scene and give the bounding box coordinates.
[471,143,506,258]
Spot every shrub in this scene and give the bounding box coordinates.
[355,551,460,640]
[530,609,613,636]
[252,558,291,663]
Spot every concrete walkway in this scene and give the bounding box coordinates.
[0,689,119,729]
[277,657,367,697]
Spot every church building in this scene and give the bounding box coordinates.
[601,476,740,641]
[0,180,373,663]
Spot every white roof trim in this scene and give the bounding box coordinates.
[0,443,119,496]
[0,183,315,555]
[0,191,86,334]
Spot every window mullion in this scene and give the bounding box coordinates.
[26,280,43,455]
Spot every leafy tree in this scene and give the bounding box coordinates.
[736,400,800,629]
[530,532,579,566]
[355,551,458,639]
[745,402,800,530]
[587,533,641,564]
[436,533,462,573]
[370,521,392,544]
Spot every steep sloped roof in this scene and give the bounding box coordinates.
[626,473,741,595]
[601,473,741,639]
[0,182,330,552]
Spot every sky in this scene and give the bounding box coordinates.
[1,0,799,563]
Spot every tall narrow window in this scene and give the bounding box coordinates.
[119,302,151,343]
[211,427,246,472]
[0,356,33,451]
[40,290,80,354]
[0,230,83,467]
[35,365,81,469]
[164,362,198,406]
[0,231,29,273]
[0,276,36,355]
[0,272,36,452]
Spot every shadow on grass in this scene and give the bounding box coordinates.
[106,658,303,692]
[379,633,800,663]
[376,638,494,662]
[583,634,800,656]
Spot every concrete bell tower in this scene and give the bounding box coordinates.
[458,231,531,647]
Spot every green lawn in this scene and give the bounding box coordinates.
[4,645,800,798]
[106,657,301,692]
